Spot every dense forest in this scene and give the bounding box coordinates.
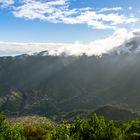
[1,53,140,117]
[0,112,140,140]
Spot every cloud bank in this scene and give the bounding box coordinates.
[0,28,139,56]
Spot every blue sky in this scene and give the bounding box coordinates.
[0,0,139,43]
[0,0,139,56]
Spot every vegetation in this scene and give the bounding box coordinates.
[1,113,140,140]
[1,54,140,116]
[0,53,140,139]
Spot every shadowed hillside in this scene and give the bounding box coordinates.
[0,53,140,118]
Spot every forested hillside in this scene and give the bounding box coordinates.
[0,53,140,118]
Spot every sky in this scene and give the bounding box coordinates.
[0,0,140,56]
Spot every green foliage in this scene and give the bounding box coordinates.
[121,119,140,140]
[53,114,125,140]
[0,112,5,124]
[23,125,48,140]
[54,123,72,140]
[0,112,25,140]
[6,124,25,140]
[2,113,140,140]
[105,121,124,140]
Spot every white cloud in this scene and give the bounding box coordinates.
[98,7,123,13]
[12,0,138,30]
[0,28,137,56]
[13,0,68,20]
[0,0,14,6]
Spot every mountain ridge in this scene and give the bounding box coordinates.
[0,52,140,118]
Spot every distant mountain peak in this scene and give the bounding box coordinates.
[33,50,49,56]
[109,30,140,55]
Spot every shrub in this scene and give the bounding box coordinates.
[23,125,49,140]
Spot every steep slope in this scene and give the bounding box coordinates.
[0,53,140,116]
[94,105,138,121]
